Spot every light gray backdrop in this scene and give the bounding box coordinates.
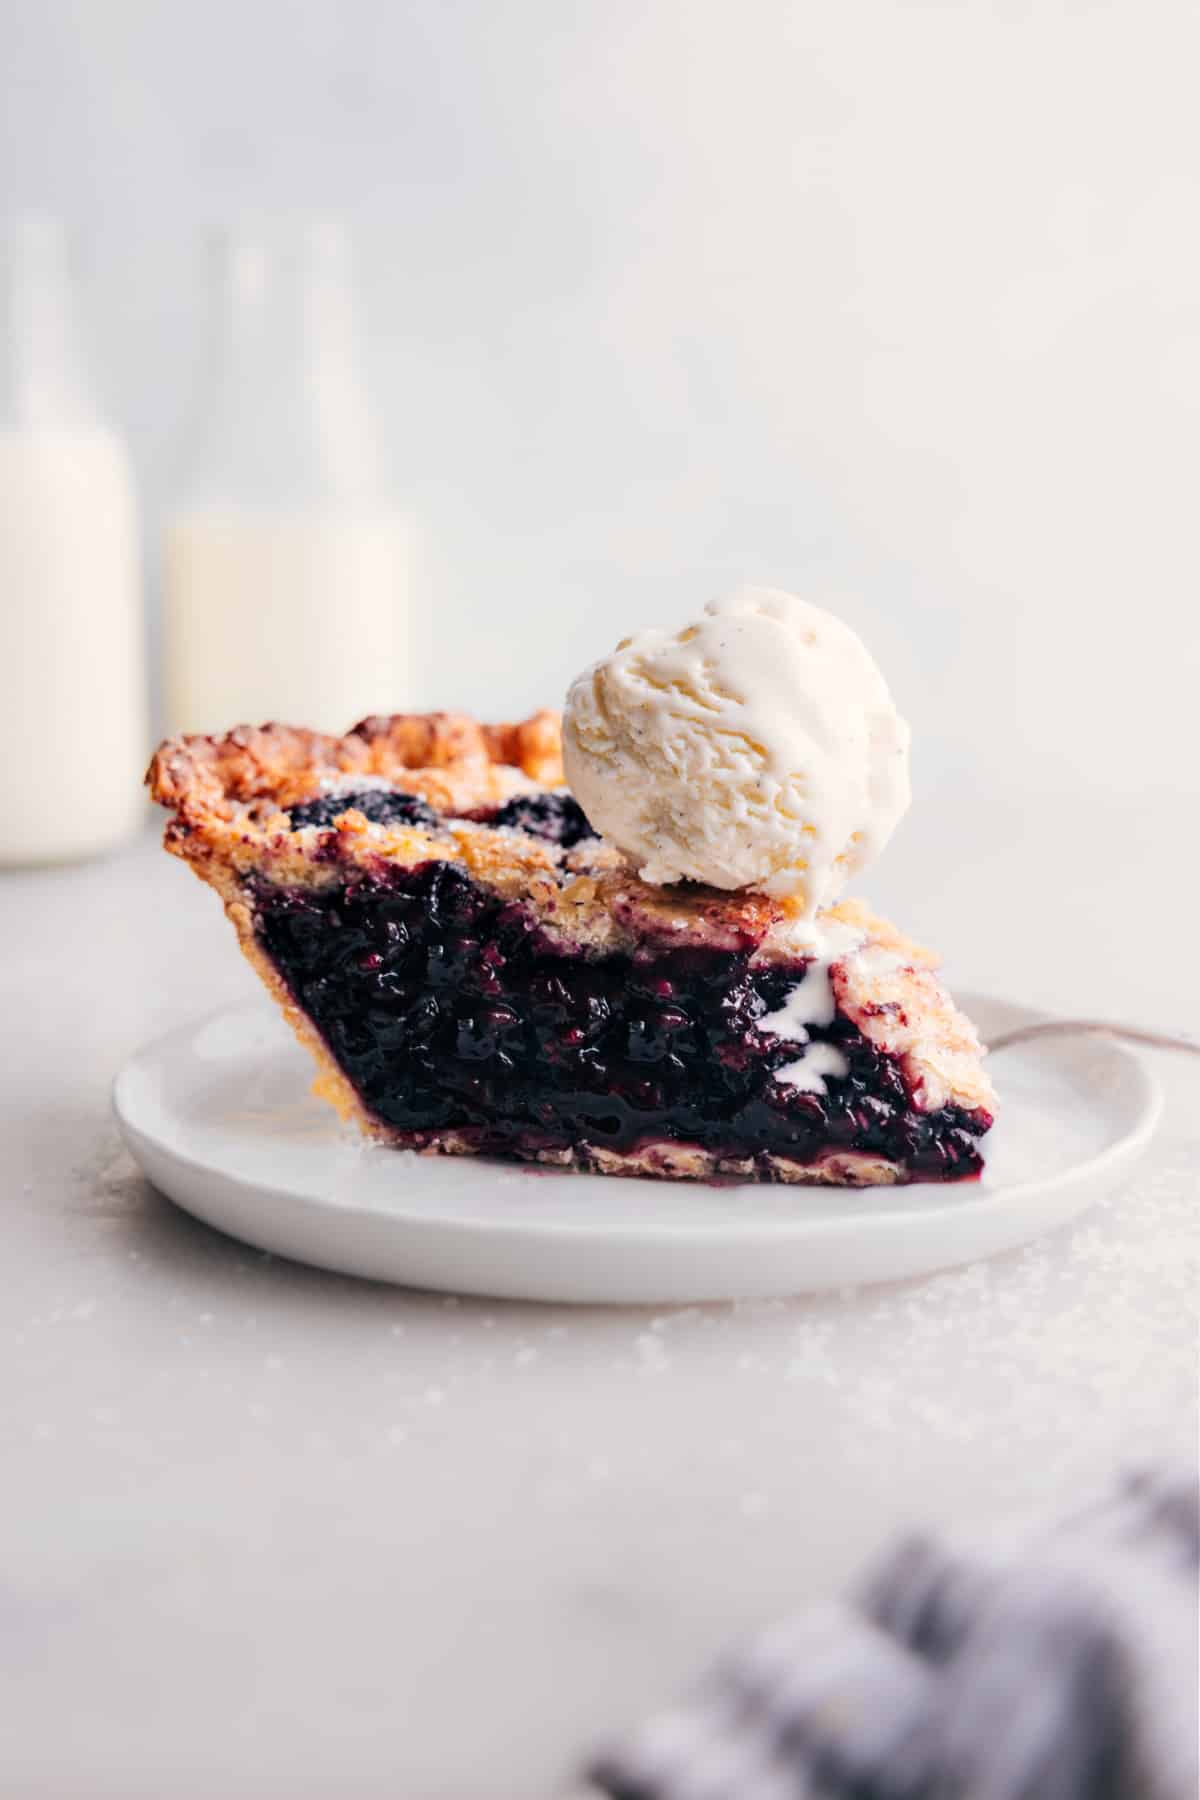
[3,0,1196,803]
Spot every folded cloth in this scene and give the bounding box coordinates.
[587,1467,1198,1800]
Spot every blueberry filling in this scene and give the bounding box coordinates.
[253,861,989,1179]
[482,793,595,847]
[288,789,441,832]
[288,785,594,849]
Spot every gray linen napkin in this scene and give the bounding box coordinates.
[588,1467,1198,1800]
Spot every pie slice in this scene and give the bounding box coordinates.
[148,711,995,1185]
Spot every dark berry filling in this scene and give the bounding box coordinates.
[480,792,595,847]
[288,784,595,850]
[253,862,989,1180]
[288,789,441,832]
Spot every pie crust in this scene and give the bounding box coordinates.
[148,712,995,1184]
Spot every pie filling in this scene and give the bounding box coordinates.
[251,844,990,1181]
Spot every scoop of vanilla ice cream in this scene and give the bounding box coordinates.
[562,586,911,916]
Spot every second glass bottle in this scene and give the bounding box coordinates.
[164,223,407,738]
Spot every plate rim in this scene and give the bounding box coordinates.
[113,991,1163,1252]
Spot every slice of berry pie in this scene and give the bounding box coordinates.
[148,710,994,1185]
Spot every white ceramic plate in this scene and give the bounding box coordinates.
[113,993,1160,1304]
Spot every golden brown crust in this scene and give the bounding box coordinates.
[146,708,565,824]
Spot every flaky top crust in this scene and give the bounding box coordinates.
[148,709,996,1119]
[147,709,565,824]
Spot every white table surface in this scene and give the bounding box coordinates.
[3,784,1197,1799]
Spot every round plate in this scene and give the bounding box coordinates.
[113,994,1160,1304]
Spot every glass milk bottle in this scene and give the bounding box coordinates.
[164,224,407,737]
[0,216,147,863]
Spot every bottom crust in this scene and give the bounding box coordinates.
[361,1127,906,1186]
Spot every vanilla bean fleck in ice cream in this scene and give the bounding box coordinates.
[562,586,911,919]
